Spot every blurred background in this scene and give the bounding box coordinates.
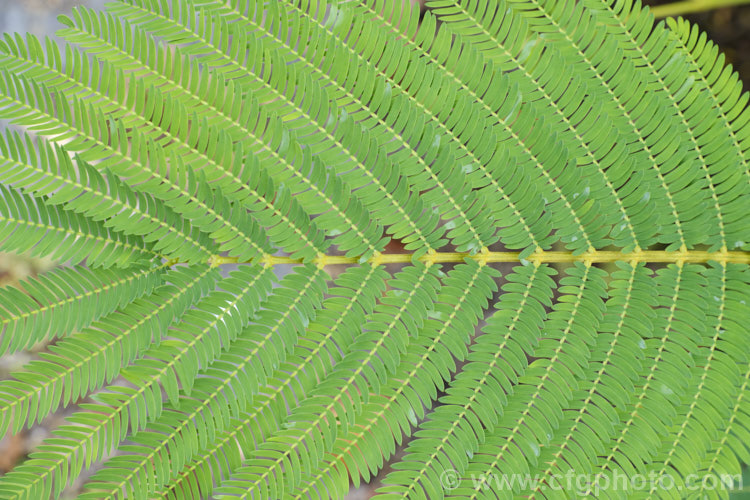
[0,0,747,497]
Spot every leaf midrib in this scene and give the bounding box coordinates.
[206,249,750,267]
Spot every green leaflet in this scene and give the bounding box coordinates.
[584,265,710,483]
[63,1,444,257]
[0,260,163,355]
[159,263,389,499]
[79,264,328,500]
[0,132,214,263]
[0,265,273,500]
[515,263,655,495]
[0,0,748,499]
[288,261,500,499]
[0,264,219,436]
[639,263,749,496]
[213,263,442,498]
[0,182,159,266]
[450,262,655,499]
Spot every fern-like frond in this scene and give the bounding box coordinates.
[515,263,655,497]
[312,2,588,253]
[287,260,500,500]
[71,1,447,256]
[0,265,277,500]
[0,264,218,437]
[637,263,749,497]
[572,264,709,496]
[378,263,604,498]
[212,263,442,498]
[0,182,158,267]
[341,0,645,251]
[0,70,287,262]
[108,0,526,255]
[667,16,750,248]
[0,131,218,262]
[158,263,389,499]
[691,359,750,500]
[1,23,390,259]
[296,0,606,253]
[55,5,395,260]
[435,0,705,252]
[76,264,328,499]
[0,0,747,499]
[586,0,748,252]
[0,259,162,355]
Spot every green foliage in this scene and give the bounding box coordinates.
[0,0,747,499]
